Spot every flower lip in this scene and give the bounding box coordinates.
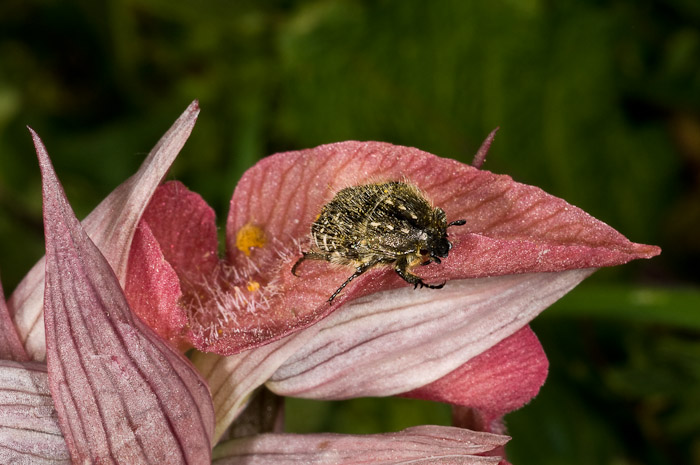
[144,139,661,356]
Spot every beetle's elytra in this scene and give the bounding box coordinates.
[292,181,466,302]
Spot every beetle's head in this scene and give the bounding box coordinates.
[422,209,466,263]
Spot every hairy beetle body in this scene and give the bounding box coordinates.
[292,181,465,302]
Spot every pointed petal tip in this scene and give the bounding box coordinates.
[27,126,42,149]
[29,129,60,196]
[621,242,661,261]
[27,126,43,144]
[186,99,200,116]
[638,243,662,258]
[472,128,499,169]
[28,128,49,163]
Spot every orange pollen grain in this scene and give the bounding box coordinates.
[246,281,261,292]
[236,223,267,256]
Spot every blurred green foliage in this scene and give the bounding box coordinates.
[1,1,698,464]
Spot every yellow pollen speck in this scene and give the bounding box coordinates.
[236,223,266,256]
[247,281,261,292]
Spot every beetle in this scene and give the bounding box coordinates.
[292,181,466,302]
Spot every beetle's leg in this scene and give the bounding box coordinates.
[328,259,380,303]
[420,256,441,266]
[291,252,328,276]
[394,255,445,289]
[291,253,306,276]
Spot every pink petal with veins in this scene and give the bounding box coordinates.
[0,360,69,463]
[9,101,199,361]
[125,221,189,350]
[211,425,508,464]
[35,129,214,464]
[202,141,658,355]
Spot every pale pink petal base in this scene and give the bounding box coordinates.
[193,325,321,442]
[0,360,69,463]
[267,269,591,400]
[211,425,508,464]
[36,130,214,464]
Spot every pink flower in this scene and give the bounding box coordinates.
[0,103,660,463]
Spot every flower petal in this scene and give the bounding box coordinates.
[0,360,69,463]
[9,101,199,361]
[211,425,508,464]
[215,141,659,355]
[193,326,320,442]
[140,181,220,279]
[136,181,222,349]
[36,129,214,464]
[404,326,548,433]
[124,221,189,350]
[266,269,591,399]
[0,278,29,362]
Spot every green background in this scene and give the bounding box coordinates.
[0,1,698,464]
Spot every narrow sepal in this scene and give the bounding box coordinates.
[35,129,214,464]
[9,101,199,360]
